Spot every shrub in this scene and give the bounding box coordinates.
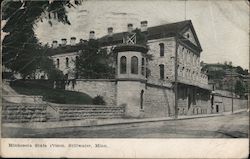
[92,95,106,105]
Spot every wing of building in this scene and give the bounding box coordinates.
[46,20,214,117]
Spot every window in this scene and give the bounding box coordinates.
[131,56,138,74]
[65,73,68,80]
[186,33,190,39]
[66,57,69,68]
[146,59,150,78]
[141,58,145,75]
[120,56,127,74]
[75,56,79,67]
[159,43,164,57]
[56,59,60,68]
[140,90,144,110]
[159,64,164,79]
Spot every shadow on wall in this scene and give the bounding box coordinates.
[162,89,171,117]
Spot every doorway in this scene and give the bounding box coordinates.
[216,105,219,113]
[140,90,144,110]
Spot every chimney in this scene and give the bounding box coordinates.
[140,20,148,32]
[61,38,67,46]
[52,40,58,48]
[70,37,76,45]
[107,27,113,36]
[127,23,133,33]
[89,31,95,40]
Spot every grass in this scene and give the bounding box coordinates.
[11,84,93,105]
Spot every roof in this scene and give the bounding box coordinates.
[47,43,87,56]
[99,20,202,52]
[49,20,202,56]
[113,44,148,53]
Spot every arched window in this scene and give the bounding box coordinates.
[56,59,60,68]
[159,43,164,57]
[159,64,164,80]
[120,56,127,74]
[66,57,69,68]
[131,56,138,74]
[141,58,145,75]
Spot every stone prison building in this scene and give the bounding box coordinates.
[43,20,245,118]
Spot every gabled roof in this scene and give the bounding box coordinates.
[49,20,203,56]
[99,20,202,52]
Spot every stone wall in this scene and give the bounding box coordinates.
[147,37,175,82]
[2,103,47,123]
[214,95,248,113]
[143,84,175,118]
[116,81,146,117]
[3,95,44,104]
[65,79,117,106]
[177,98,211,115]
[56,105,125,121]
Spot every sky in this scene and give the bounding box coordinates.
[35,0,249,69]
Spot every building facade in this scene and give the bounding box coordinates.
[48,20,212,118]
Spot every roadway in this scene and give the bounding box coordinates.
[2,111,248,138]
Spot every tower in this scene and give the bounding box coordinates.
[114,43,148,117]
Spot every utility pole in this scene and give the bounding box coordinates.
[174,36,179,119]
[231,67,234,114]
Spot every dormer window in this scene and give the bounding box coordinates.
[186,33,190,39]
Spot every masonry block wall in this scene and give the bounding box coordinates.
[65,79,117,106]
[57,105,125,121]
[192,99,211,114]
[143,85,175,117]
[147,38,175,82]
[116,81,146,117]
[214,95,248,113]
[177,98,211,115]
[2,103,47,123]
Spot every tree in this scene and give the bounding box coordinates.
[2,0,83,78]
[235,66,248,75]
[235,80,245,97]
[75,39,115,79]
